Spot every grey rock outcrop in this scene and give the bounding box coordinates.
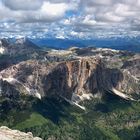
[0,126,42,140]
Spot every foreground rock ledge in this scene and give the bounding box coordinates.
[0,126,42,140]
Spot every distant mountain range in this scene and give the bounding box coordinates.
[30,37,140,52]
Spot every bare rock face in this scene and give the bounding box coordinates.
[0,126,42,140]
[0,39,139,103]
[0,55,139,102]
[42,57,102,101]
[0,38,45,71]
[43,57,140,101]
[122,57,140,78]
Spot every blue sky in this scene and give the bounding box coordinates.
[0,0,140,39]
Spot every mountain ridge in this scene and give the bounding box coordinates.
[0,38,139,109]
[30,37,140,52]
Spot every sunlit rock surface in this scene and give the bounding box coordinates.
[0,38,139,108]
[0,126,42,140]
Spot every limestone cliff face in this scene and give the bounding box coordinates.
[43,57,139,101]
[0,38,139,102]
[0,56,139,102]
[42,58,102,100]
[0,126,42,140]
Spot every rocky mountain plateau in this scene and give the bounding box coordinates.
[0,38,140,108]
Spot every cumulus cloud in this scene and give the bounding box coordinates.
[4,0,43,10]
[0,0,140,38]
[0,0,76,22]
[11,2,70,22]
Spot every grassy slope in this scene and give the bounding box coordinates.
[0,94,140,140]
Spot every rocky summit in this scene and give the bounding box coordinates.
[0,38,139,109]
[0,126,42,140]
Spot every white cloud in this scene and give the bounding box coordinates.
[0,0,140,38]
[0,0,75,22]
[40,2,68,19]
[4,0,43,10]
[82,15,97,26]
[81,0,112,6]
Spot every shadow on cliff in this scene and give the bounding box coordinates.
[33,97,75,124]
[85,63,125,98]
[42,63,74,100]
[38,63,79,124]
[85,64,132,113]
[40,60,130,120]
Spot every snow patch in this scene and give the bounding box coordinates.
[60,95,86,111]
[112,88,135,101]
[0,47,6,54]
[35,92,41,99]
[2,77,15,83]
